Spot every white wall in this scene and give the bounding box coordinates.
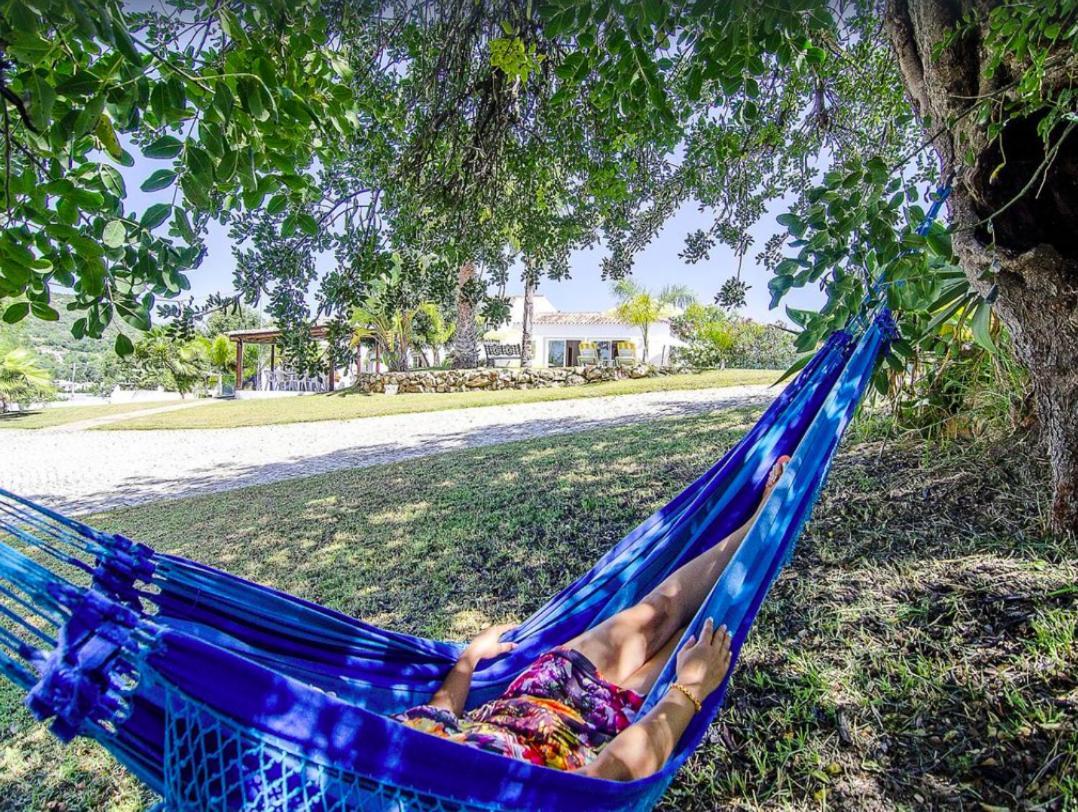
[109,388,185,404]
[494,321,683,366]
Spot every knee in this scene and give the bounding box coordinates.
[639,590,677,630]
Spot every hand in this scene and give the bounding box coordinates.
[674,618,733,700]
[463,623,518,664]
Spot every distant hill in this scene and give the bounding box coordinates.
[0,294,126,382]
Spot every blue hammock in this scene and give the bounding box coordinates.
[1,176,953,809]
[0,307,893,811]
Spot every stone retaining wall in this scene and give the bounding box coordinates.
[354,364,689,394]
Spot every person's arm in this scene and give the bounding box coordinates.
[579,618,732,781]
[428,624,517,716]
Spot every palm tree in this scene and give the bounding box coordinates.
[133,329,209,398]
[611,278,697,361]
[520,274,537,367]
[449,262,480,368]
[350,271,448,372]
[0,348,55,412]
[203,334,233,395]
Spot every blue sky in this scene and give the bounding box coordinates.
[119,155,826,326]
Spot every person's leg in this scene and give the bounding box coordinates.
[617,625,686,695]
[565,456,789,686]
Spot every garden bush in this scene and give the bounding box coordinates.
[671,304,798,370]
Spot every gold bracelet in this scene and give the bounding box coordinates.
[670,682,702,713]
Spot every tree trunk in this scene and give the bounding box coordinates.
[520,273,536,367]
[450,262,480,369]
[885,0,1078,533]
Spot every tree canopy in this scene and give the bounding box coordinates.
[3,2,1075,523]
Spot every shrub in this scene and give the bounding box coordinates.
[885,328,1030,440]
[0,348,56,412]
[671,304,797,369]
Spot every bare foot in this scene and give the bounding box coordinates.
[763,455,792,498]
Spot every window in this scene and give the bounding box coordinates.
[597,340,613,365]
[547,339,566,367]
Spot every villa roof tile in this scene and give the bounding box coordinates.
[532,312,667,326]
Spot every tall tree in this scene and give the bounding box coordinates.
[612,279,696,361]
[540,0,1077,530]
[0,348,54,412]
[0,1,355,353]
[882,1,1078,530]
[520,273,537,367]
[449,262,481,369]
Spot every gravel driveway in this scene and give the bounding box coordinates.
[1,385,774,515]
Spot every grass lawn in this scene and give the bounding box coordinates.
[0,400,179,430]
[105,368,779,430]
[1,409,1074,810]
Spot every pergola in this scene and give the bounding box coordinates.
[227,324,337,392]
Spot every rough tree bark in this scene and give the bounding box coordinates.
[449,262,480,368]
[520,273,536,367]
[885,0,1078,533]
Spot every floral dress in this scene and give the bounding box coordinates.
[394,648,644,770]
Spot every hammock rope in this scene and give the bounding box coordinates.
[0,186,950,812]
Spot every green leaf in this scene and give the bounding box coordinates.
[117,302,151,332]
[141,169,177,192]
[219,8,246,42]
[95,114,124,159]
[774,258,801,276]
[81,258,108,297]
[768,274,795,308]
[217,150,238,182]
[186,145,214,182]
[774,351,813,384]
[30,302,59,321]
[115,333,134,358]
[55,70,100,97]
[70,235,105,258]
[27,71,56,130]
[2,302,29,324]
[926,228,952,259]
[280,213,298,238]
[110,23,142,66]
[141,203,172,229]
[785,306,815,328]
[776,212,805,238]
[970,299,996,351]
[99,165,126,197]
[144,135,184,159]
[266,194,289,215]
[180,173,211,209]
[872,368,890,397]
[172,208,196,243]
[102,219,127,248]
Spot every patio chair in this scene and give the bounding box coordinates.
[578,341,600,366]
[615,342,638,367]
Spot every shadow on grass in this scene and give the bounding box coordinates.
[23,389,774,516]
[663,434,1076,811]
[1,409,1074,811]
[0,411,41,423]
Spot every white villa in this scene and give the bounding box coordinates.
[223,294,686,395]
[488,294,686,367]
